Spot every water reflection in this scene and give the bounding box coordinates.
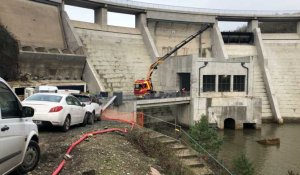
[218,124,300,175]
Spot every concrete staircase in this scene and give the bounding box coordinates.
[263,39,300,118]
[149,131,213,175]
[252,58,273,119]
[75,28,152,94]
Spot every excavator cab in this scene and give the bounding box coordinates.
[134,79,152,97]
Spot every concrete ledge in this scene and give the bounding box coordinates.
[136,97,191,108]
[72,20,141,35]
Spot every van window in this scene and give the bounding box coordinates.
[0,82,22,118]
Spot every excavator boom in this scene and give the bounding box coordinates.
[134,23,212,97]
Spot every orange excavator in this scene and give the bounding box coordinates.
[134,23,212,97]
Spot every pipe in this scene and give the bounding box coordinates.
[52,128,129,175]
[241,62,249,95]
[198,62,208,96]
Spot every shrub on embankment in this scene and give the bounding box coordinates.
[0,24,19,80]
[127,128,194,175]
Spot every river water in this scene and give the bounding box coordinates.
[218,123,300,175]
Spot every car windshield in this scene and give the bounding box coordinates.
[134,84,146,89]
[73,95,90,102]
[25,94,62,102]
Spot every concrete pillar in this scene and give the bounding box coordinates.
[247,20,259,32]
[135,13,147,29]
[297,21,300,34]
[94,7,107,25]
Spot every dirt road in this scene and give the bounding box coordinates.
[29,121,157,175]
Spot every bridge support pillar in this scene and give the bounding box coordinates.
[297,21,300,34]
[247,20,258,32]
[95,7,107,25]
[136,13,147,29]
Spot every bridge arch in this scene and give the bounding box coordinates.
[224,118,235,130]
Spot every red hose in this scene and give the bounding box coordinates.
[52,128,128,175]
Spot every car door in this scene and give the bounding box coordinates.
[65,96,77,125]
[71,96,85,124]
[0,82,26,174]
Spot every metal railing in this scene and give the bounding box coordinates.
[123,90,190,101]
[101,0,300,16]
[143,114,233,175]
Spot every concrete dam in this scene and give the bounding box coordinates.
[1,0,300,128]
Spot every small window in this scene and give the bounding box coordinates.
[66,97,74,105]
[0,82,22,118]
[218,75,231,92]
[203,75,216,92]
[233,75,246,92]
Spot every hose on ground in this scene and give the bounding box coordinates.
[52,128,128,175]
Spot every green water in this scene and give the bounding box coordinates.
[218,123,300,175]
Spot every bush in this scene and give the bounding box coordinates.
[189,115,222,156]
[233,153,255,175]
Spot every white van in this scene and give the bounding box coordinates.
[0,77,40,174]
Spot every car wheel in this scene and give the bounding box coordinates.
[97,110,102,121]
[17,140,40,174]
[88,112,95,125]
[62,116,71,132]
[81,113,88,126]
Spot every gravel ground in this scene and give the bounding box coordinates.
[28,121,158,175]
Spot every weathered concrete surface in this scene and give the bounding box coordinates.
[147,21,212,57]
[0,0,65,48]
[225,45,257,58]
[18,52,85,81]
[212,24,228,59]
[73,21,152,94]
[263,34,300,120]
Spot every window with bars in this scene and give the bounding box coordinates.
[203,75,216,92]
[218,75,231,92]
[233,75,246,92]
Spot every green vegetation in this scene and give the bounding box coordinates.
[189,115,222,156]
[232,153,255,175]
[127,128,194,175]
[0,24,19,80]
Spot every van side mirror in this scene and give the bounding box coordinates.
[81,103,86,107]
[22,106,34,117]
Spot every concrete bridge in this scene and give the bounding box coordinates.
[1,0,300,128]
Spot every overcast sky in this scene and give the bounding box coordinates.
[65,0,300,31]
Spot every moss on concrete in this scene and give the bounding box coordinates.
[0,24,19,80]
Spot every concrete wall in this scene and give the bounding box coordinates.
[0,0,65,48]
[18,52,85,80]
[73,21,152,94]
[148,21,212,57]
[191,97,261,129]
[212,25,228,59]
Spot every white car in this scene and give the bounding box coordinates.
[72,94,103,124]
[22,93,88,132]
[0,77,40,174]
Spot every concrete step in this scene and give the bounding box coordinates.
[169,143,187,150]
[175,149,198,158]
[181,157,205,168]
[190,166,214,175]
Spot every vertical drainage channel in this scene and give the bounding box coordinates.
[199,62,208,96]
